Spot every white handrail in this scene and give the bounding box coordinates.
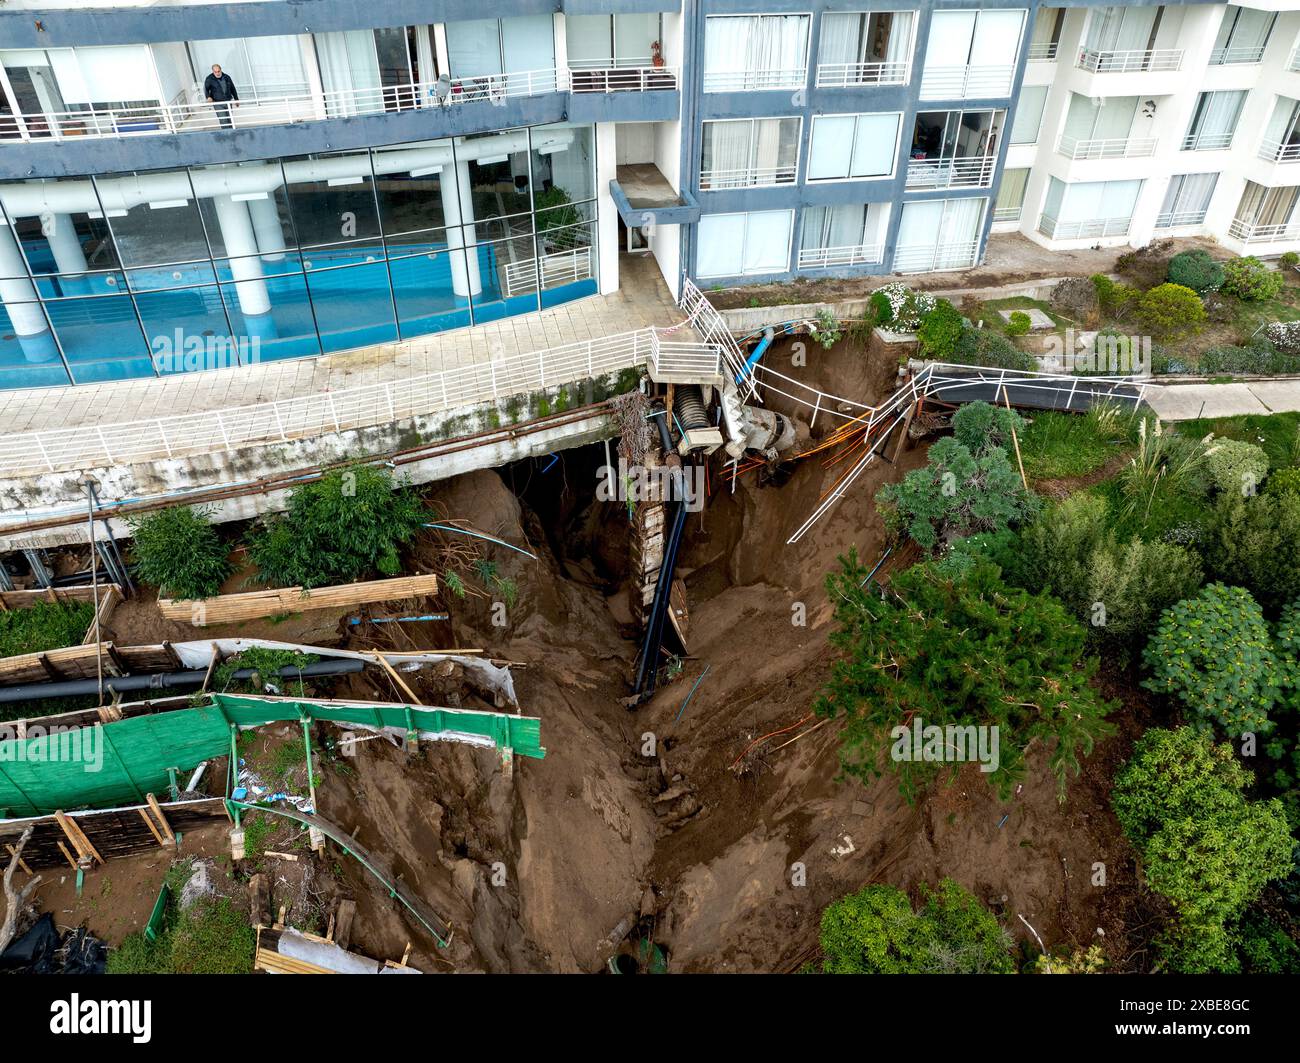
[567,66,678,93]
[699,165,797,190]
[905,155,996,189]
[1056,135,1158,160]
[1076,48,1182,73]
[815,61,909,87]
[702,68,806,93]
[797,244,883,269]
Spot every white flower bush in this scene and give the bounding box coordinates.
[873,283,936,334]
[1263,320,1300,356]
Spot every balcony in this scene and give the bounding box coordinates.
[568,65,678,94]
[1209,45,1266,66]
[893,240,980,273]
[699,164,797,191]
[702,68,806,93]
[1076,48,1182,74]
[1258,140,1300,164]
[1227,218,1300,243]
[993,205,1022,223]
[1038,213,1132,239]
[905,156,996,191]
[815,61,909,88]
[1155,209,1210,229]
[919,65,1016,100]
[1028,43,1058,63]
[797,244,883,270]
[1057,135,1157,161]
[1182,131,1235,152]
[1291,47,1300,74]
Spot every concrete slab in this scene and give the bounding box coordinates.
[1143,383,1274,421]
[998,307,1054,330]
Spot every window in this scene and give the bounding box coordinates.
[191,36,308,97]
[1060,94,1151,159]
[703,15,810,92]
[1040,176,1142,239]
[1231,181,1300,241]
[1079,6,1181,72]
[1010,86,1047,145]
[816,11,915,87]
[1261,97,1300,163]
[920,9,1026,100]
[697,210,793,277]
[1155,173,1218,229]
[1184,91,1247,152]
[566,14,662,68]
[1211,6,1275,65]
[907,110,1002,189]
[807,112,901,181]
[798,203,889,268]
[994,168,1029,221]
[894,197,986,272]
[1028,8,1064,61]
[445,17,555,80]
[700,118,800,189]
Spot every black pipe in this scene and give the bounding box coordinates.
[633,470,692,699]
[0,658,365,704]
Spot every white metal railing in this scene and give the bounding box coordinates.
[893,240,980,273]
[992,206,1023,222]
[567,65,678,93]
[678,277,750,390]
[905,155,997,189]
[1076,48,1182,73]
[1028,42,1059,62]
[1292,46,1300,73]
[797,244,883,269]
[1258,139,1300,163]
[1155,209,1209,229]
[502,247,593,298]
[1183,131,1236,151]
[1039,213,1132,239]
[699,165,797,190]
[1228,218,1300,243]
[703,67,807,93]
[0,327,685,476]
[1210,45,1266,65]
[919,64,1015,99]
[815,61,910,87]
[1057,135,1158,160]
[648,332,722,381]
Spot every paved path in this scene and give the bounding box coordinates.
[1142,379,1300,421]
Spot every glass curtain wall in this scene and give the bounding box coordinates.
[0,123,597,390]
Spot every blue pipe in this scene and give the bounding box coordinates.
[736,328,775,384]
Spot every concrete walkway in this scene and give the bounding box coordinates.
[0,256,686,435]
[1142,378,1300,421]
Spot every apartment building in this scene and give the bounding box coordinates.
[0,1,1296,392]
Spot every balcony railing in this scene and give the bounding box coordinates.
[992,205,1023,222]
[1258,139,1300,164]
[905,155,997,190]
[815,61,910,87]
[1210,45,1266,66]
[699,164,798,190]
[1291,47,1300,73]
[1182,131,1236,152]
[1155,209,1209,229]
[1076,48,1182,73]
[1038,213,1133,239]
[797,243,883,269]
[1028,42,1059,62]
[1228,218,1300,243]
[1057,135,1158,160]
[893,240,980,273]
[0,66,675,143]
[502,247,593,299]
[703,67,807,93]
[919,64,1016,99]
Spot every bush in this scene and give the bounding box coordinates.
[1017,407,1124,480]
[1204,438,1269,496]
[819,879,1014,974]
[1091,274,1139,319]
[1050,276,1099,325]
[916,299,965,360]
[1116,239,1175,291]
[1005,310,1031,336]
[1198,341,1300,376]
[1222,256,1284,302]
[871,283,936,333]
[816,554,1114,800]
[1281,251,1299,270]
[1201,492,1300,613]
[1143,583,1279,735]
[128,505,230,600]
[951,400,1026,457]
[1265,467,1300,498]
[1166,249,1224,294]
[952,328,1037,371]
[0,600,95,659]
[1112,727,1293,973]
[246,465,426,589]
[111,894,255,975]
[1263,321,1300,356]
[1137,283,1206,343]
[875,437,1040,550]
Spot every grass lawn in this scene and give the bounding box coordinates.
[0,600,94,659]
[1225,283,1300,337]
[976,296,1079,337]
[1018,407,1133,481]
[1176,411,1300,470]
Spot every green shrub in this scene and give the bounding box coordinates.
[127,505,230,600]
[1166,249,1224,293]
[1005,310,1031,336]
[1265,467,1300,498]
[1201,492,1300,613]
[1116,416,1210,528]
[1222,256,1284,302]
[1112,727,1293,973]
[951,400,1025,457]
[1280,251,1299,270]
[810,308,842,349]
[1091,273,1139,318]
[246,465,425,589]
[1198,342,1300,376]
[875,437,1040,550]
[819,879,1014,974]
[1204,438,1269,496]
[916,299,965,360]
[816,554,1114,800]
[952,328,1037,371]
[0,600,94,659]
[1143,583,1279,735]
[1017,406,1126,480]
[1137,283,1206,342]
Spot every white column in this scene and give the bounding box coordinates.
[210,194,277,339]
[247,194,286,262]
[440,160,483,299]
[0,218,59,362]
[45,212,89,281]
[595,121,619,295]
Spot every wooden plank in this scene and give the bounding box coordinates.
[145,794,176,847]
[4,843,31,875]
[370,651,422,706]
[56,840,78,870]
[136,807,166,848]
[55,810,103,865]
[157,573,440,626]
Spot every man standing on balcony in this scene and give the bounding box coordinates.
[204,64,239,129]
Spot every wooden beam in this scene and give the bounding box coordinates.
[145,794,176,848]
[56,840,78,871]
[136,808,166,849]
[4,843,32,876]
[54,811,103,865]
[370,652,423,706]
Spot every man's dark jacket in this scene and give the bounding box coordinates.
[204,72,239,102]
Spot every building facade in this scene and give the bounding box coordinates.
[0,1,1296,392]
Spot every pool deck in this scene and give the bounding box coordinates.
[0,256,685,436]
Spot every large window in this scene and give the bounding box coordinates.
[894,197,986,272]
[1211,6,1275,65]
[1231,181,1300,242]
[697,210,794,277]
[1029,8,1065,61]
[700,118,800,189]
[1060,93,1151,159]
[0,123,599,389]
[1183,91,1247,152]
[1040,177,1142,239]
[1,45,163,136]
[798,203,889,269]
[445,16,556,85]
[566,14,662,68]
[993,168,1029,222]
[703,15,810,93]
[1079,6,1182,72]
[908,110,1003,190]
[816,11,916,87]
[190,36,308,97]
[807,113,901,181]
[1010,86,1047,145]
[920,9,1025,100]
[1155,173,1218,229]
[1262,97,1300,163]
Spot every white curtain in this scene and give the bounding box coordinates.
[703,17,750,87]
[850,113,900,177]
[65,46,159,104]
[1190,90,1246,143]
[697,213,746,277]
[1060,180,1140,223]
[885,13,915,64]
[567,15,612,68]
[1215,7,1275,55]
[1160,172,1217,218]
[935,198,986,267]
[704,15,807,89]
[819,14,861,67]
[414,26,435,89]
[702,121,752,185]
[741,210,792,274]
[502,16,554,74]
[925,11,977,67]
[446,20,502,78]
[614,14,659,65]
[190,39,249,92]
[970,11,1026,66]
[316,31,381,115]
[996,168,1030,214]
[808,115,856,180]
[244,36,307,95]
[897,200,944,247]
